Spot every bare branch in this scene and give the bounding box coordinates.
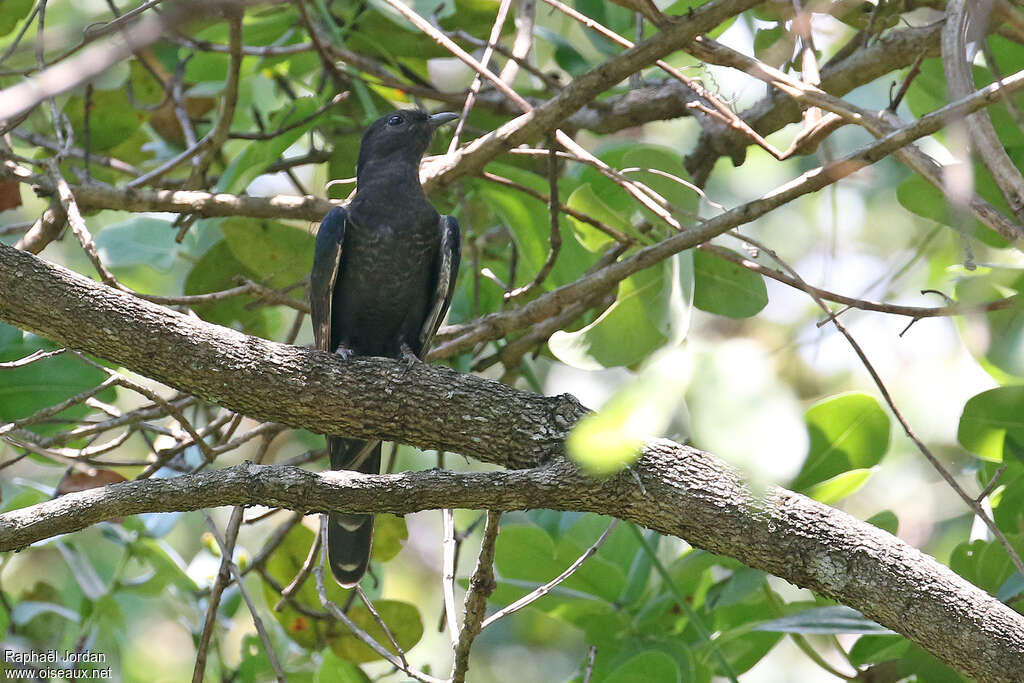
[451,510,502,683]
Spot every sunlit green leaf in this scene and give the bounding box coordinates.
[958,386,1024,462]
[566,183,631,252]
[221,218,314,289]
[370,514,407,563]
[550,254,692,370]
[94,217,182,271]
[0,323,115,435]
[262,524,350,650]
[693,249,768,318]
[315,649,370,683]
[0,0,33,36]
[217,97,322,193]
[184,240,276,336]
[792,393,890,491]
[603,650,680,683]
[949,536,1023,595]
[567,349,689,475]
[848,634,910,667]
[806,467,874,504]
[329,600,423,664]
[864,510,899,536]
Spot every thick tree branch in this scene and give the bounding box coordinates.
[1,453,1023,682]
[2,219,1024,681]
[0,241,579,469]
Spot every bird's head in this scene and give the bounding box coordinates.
[356,109,458,180]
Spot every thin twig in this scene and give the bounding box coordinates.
[203,508,286,683]
[192,505,245,683]
[0,348,67,369]
[732,230,1024,579]
[230,92,348,140]
[314,518,445,683]
[44,159,118,285]
[275,524,321,611]
[506,139,563,299]
[451,510,502,683]
[448,0,514,152]
[481,520,616,629]
[441,507,460,646]
[354,586,409,669]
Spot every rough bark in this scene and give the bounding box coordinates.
[1,234,1024,682]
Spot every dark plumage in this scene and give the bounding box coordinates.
[310,109,461,587]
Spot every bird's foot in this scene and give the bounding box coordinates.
[397,343,421,379]
[334,343,355,361]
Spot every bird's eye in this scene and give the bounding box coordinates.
[387,115,403,126]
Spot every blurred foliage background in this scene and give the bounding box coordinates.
[1,0,1023,681]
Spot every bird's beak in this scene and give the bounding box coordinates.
[428,112,459,129]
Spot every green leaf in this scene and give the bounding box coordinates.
[128,538,198,595]
[714,568,767,609]
[262,525,351,650]
[236,633,275,683]
[315,649,370,683]
[792,393,890,491]
[217,97,321,193]
[493,521,628,604]
[1,488,47,513]
[896,169,1009,247]
[955,271,1024,380]
[0,0,32,36]
[94,217,183,271]
[693,249,768,318]
[550,253,692,370]
[753,25,794,68]
[221,218,314,289]
[567,349,689,475]
[494,524,561,584]
[848,634,910,667]
[660,0,736,38]
[958,386,1024,462]
[620,146,700,230]
[898,645,968,682]
[477,163,593,290]
[329,600,423,664]
[566,183,631,252]
[602,650,680,683]
[183,240,275,336]
[905,59,947,119]
[63,89,143,152]
[0,324,115,435]
[864,510,899,536]
[370,514,407,563]
[949,537,1022,594]
[997,572,1024,602]
[535,26,591,77]
[806,467,874,504]
[753,606,894,635]
[57,542,108,600]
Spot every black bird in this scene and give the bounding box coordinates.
[310,109,461,587]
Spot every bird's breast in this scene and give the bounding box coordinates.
[331,209,441,356]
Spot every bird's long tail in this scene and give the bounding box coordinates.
[326,436,382,587]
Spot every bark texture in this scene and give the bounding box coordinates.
[2,242,1024,681]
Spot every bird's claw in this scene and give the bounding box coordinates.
[397,343,420,379]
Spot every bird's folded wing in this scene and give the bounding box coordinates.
[310,206,348,353]
[418,214,462,356]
